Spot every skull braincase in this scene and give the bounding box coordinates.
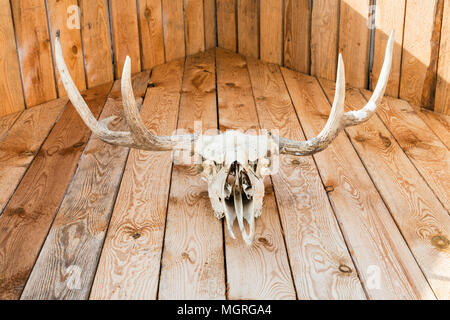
[197,131,278,244]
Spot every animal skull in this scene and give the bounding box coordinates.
[54,30,395,244]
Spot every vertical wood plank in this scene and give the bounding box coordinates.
[90,61,182,300]
[203,0,216,49]
[282,68,435,299]
[11,0,57,107]
[435,1,450,115]
[260,0,283,64]
[247,59,366,299]
[185,0,205,55]
[338,0,371,88]
[284,0,310,73]
[158,51,226,300]
[237,0,258,58]
[216,48,296,300]
[0,98,67,213]
[137,0,165,70]
[217,0,237,51]
[370,0,406,97]
[0,0,25,116]
[310,0,339,80]
[109,0,141,77]
[0,83,112,300]
[47,0,87,96]
[162,0,185,61]
[80,0,114,87]
[400,0,443,107]
[20,72,150,300]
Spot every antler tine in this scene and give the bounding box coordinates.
[120,57,197,151]
[54,31,135,147]
[279,30,395,156]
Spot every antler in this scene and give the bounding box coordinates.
[54,31,196,152]
[278,30,395,156]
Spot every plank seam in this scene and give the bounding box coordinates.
[278,70,369,299]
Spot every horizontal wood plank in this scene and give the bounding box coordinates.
[416,109,450,149]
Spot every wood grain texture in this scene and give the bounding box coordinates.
[247,59,365,299]
[47,0,86,96]
[416,109,450,149]
[237,0,258,58]
[360,90,450,214]
[321,79,450,299]
[20,72,150,300]
[435,1,450,115]
[310,0,339,80]
[0,82,112,300]
[137,0,165,70]
[159,51,226,300]
[0,98,67,213]
[284,0,310,74]
[11,0,57,107]
[185,0,205,55]
[217,0,237,51]
[203,0,216,49]
[371,0,406,98]
[260,0,283,64]
[216,48,296,300]
[162,0,185,61]
[338,0,370,88]
[0,0,25,116]
[109,0,141,77]
[0,111,22,140]
[90,61,183,300]
[282,68,435,299]
[80,0,114,87]
[400,0,442,107]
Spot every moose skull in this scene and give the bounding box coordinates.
[54,30,395,244]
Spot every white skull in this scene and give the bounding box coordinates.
[195,130,279,244]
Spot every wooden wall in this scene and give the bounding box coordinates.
[0,0,449,117]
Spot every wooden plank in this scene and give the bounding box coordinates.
[90,60,184,300]
[0,98,67,213]
[360,90,450,214]
[321,78,450,299]
[435,2,450,115]
[137,0,165,70]
[400,0,442,108]
[370,0,406,97]
[80,0,114,87]
[284,0,310,74]
[203,0,217,49]
[0,0,25,116]
[247,59,365,299]
[109,0,141,77]
[282,69,435,299]
[0,82,112,300]
[0,111,22,141]
[310,0,339,80]
[260,0,283,64]
[417,109,450,149]
[216,48,296,300]
[47,0,86,96]
[11,0,57,107]
[185,0,205,55]
[217,0,237,51]
[158,51,226,300]
[237,0,258,58]
[338,0,371,88]
[162,0,185,61]
[20,71,150,300]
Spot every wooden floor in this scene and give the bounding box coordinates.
[0,49,449,300]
